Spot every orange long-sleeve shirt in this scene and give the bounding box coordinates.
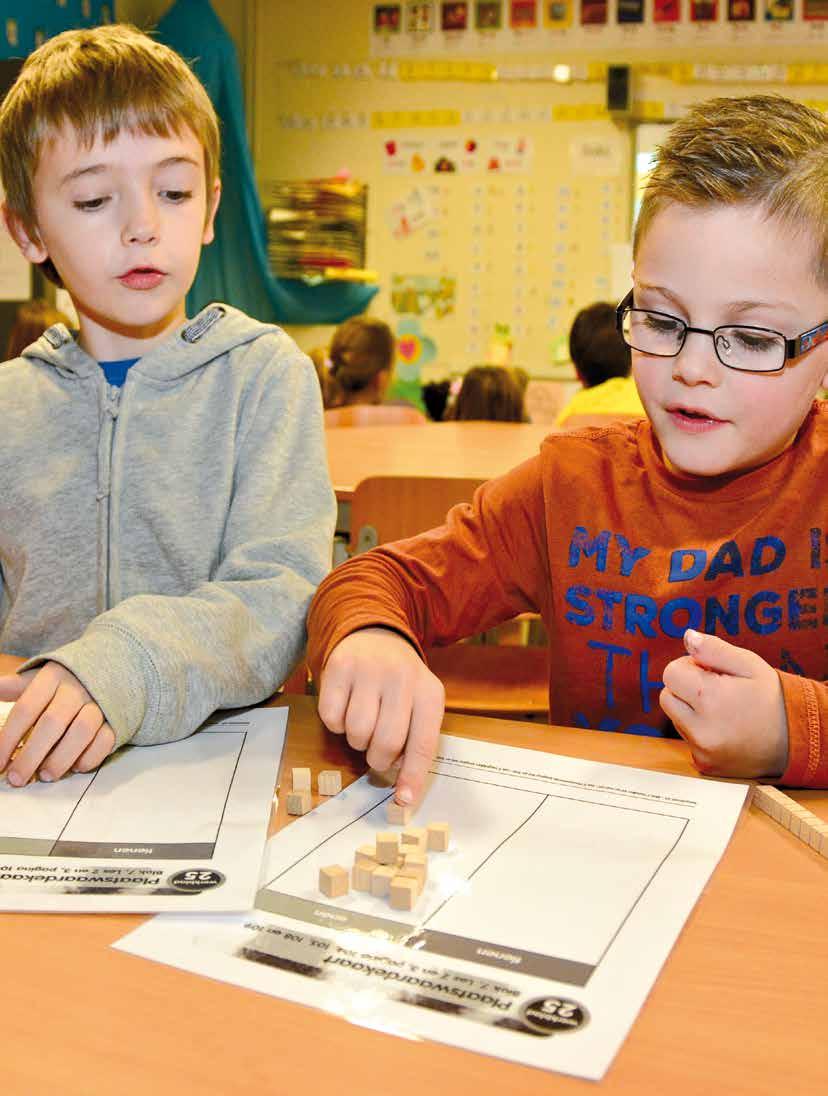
[308,403,828,787]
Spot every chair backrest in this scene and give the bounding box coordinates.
[324,404,427,428]
[349,475,484,554]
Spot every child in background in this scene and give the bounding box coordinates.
[556,301,645,426]
[323,316,395,408]
[450,364,527,422]
[5,298,72,360]
[307,94,828,805]
[0,25,335,787]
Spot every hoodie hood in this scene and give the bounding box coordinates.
[21,303,277,383]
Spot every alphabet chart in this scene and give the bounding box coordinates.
[116,733,747,1080]
[0,703,286,912]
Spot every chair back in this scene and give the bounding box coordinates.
[324,404,427,428]
[349,475,484,554]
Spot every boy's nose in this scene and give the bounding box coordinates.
[122,201,160,246]
[671,330,722,387]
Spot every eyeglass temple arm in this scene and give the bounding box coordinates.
[793,320,828,358]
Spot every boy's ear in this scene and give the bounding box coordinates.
[201,178,222,245]
[2,203,49,264]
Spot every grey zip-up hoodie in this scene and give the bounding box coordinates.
[0,303,336,749]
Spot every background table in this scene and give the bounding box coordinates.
[325,420,557,501]
[1,664,825,1095]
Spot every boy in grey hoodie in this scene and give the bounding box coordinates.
[0,25,336,785]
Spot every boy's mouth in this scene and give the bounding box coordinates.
[666,404,728,433]
[118,267,166,290]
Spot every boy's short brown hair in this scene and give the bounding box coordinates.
[634,95,828,284]
[0,23,220,278]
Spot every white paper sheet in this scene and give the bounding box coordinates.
[0,705,286,912]
[115,734,747,1080]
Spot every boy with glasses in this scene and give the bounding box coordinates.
[308,95,827,804]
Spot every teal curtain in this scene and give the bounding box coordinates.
[157,0,378,324]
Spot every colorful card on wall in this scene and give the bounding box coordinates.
[475,0,503,25]
[803,0,828,18]
[580,0,608,22]
[510,0,539,25]
[727,0,754,18]
[617,0,644,23]
[690,0,717,20]
[544,0,572,25]
[441,1,470,27]
[386,187,436,238]
[406,2,435,30]
[391,274,457,317]
[374,4,402,31]
[654,0,680,20]
[383,137,429,174]
[763,0,792,18]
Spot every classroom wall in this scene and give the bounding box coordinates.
[252,0,828,384]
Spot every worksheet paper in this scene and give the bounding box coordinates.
[115,735,748,1080]
[0,702,286,912]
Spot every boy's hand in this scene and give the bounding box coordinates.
[317,627,445,807]
[659,629,788,779]
[0,663,115,786]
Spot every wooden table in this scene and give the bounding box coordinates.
[2,671,826,1095]
[325,420,557,501]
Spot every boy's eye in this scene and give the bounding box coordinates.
[642,313,682,334]
[73,197,108,211]
[161,189,193,202]
[729,329,779,353]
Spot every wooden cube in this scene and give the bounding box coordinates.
[376,832,400,865]
[370,865,396,897]
[387,801,412,825]
[399,852,427,890]
[291,767,311,792]
[318,770,342,796]
[401,827,427,853]
[427,822,450,852]
[355,844,377,865]
[319,865,349,899]
[352,861,378,892]
[286,790,312,816]
[389,875,419,911]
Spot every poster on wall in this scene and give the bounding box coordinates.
[544,0,572,25]
[727,0,755,19]
[374,4,403,32]
[653,0,681,20]
[441,1,470,28]
[617,0,644,23]
[406,1,436,30]
[391,274,457,317]
[690,0,718,20]
[763,0,793,19]
[803,0,828,17]
[510,0,539,26]
[580,0,608,22]
[476,0,504,26]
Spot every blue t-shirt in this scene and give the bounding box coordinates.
[99,358,139,387]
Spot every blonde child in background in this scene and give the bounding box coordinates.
[307,94,828,805]
[0,25,335,786]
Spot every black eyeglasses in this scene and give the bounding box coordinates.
[616,290,828,374]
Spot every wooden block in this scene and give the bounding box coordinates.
[286,790,312,816]
[401,827,427,853]
[389,875,419,911]
[387,801,412,825]
[319,865,349,898]
[318,770,342,796]
[427,822,450,851]
[370,865,396,897]
[399,851,427,889]
[352,861,378,892]
[355,844,377,865]
[291,767,311,792]
[789,814,803,839]
[376,832,400,865]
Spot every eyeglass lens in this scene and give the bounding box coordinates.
[622,310,785,372]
